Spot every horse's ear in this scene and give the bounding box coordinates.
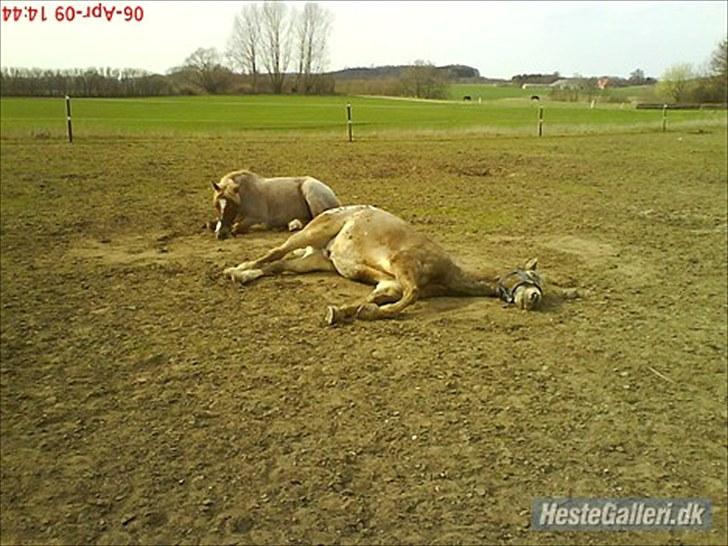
[525,257,538,270]
[211,182,221,192]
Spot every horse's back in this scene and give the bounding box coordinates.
[300,176,341,216]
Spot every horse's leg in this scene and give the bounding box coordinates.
[229,247,334,284]
[326,279,402,325]
[225,209,351,278]
[354,254,422,321]
[231,217,259,235]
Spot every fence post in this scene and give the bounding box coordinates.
[538,106,544,137]
[65,95,73,144]
[346,103,353,142]
[662,104,668,132]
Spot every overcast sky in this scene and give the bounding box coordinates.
[0,1,726,79]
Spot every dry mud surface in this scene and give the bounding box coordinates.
[1,131,726,545]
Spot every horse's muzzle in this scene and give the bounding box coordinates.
[514,285,543,310]
[214,220,231,240]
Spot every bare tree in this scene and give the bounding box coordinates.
[710,38,727,79]
[293,3,332,94]
[227,4,261,92]
[260,1,291,94]
[179,47,231,94]
[628,68,646,85]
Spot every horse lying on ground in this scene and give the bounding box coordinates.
[207,169,341,240]
[223,205,546,324]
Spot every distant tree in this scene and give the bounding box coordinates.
[511,72,560,86]
[227,4,261,92]
[709,37,728,102]
[400,60,448,99]
[292,3,332,94]
[657,63,696,102]
[260,1,292,94]
[628,68,646,85]
[178,47,232,94]
[710,37,727,79]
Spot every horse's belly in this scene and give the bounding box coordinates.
[267,200,310,227]
[328,222,393,283]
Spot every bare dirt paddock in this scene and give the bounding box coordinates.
[1,129,726,545]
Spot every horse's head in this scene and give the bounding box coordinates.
[497,257,544,310]
[211,179,241,240]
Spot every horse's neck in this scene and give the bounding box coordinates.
[238,175,264,202]
[445,265,500,297]
[232,175,262,217]
[237,173,260,192]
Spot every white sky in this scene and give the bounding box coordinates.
[0,1,726,79]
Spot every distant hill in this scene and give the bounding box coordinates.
[326,64,481,80]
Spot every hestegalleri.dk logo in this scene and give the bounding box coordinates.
[531,498,711,531]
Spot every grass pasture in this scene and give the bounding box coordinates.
[448,83,659,104]
[1,96,727,545]
[447,84,553,101]
[1,94,724,139]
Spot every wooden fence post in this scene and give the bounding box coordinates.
[538,106,544,137]
[65,95,73,143]
[662,104,668,132]
[346,103,353,142]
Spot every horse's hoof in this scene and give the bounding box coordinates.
[288,219,304,231]
[223,267,237,280]
[231,269,263,284]
[325,306,338,325]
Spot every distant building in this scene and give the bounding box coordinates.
[550,79,582,89]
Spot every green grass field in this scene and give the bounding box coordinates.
[1,94,724,139]
[448,83,658,103]
[447,83,553,101]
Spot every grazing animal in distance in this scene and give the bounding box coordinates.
[209,169,341,239]
[224,205,545,324]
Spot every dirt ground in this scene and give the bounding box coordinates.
[1,129,726,545]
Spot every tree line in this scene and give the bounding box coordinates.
[656,38,727,104]
[0,67,173,97]
[0,1,335,97]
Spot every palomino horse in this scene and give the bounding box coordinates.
[223,205,545,324]
[209,170,341,239]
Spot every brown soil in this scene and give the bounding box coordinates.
[1,131,726,545]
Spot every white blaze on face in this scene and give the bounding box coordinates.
[215,198,226,235]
